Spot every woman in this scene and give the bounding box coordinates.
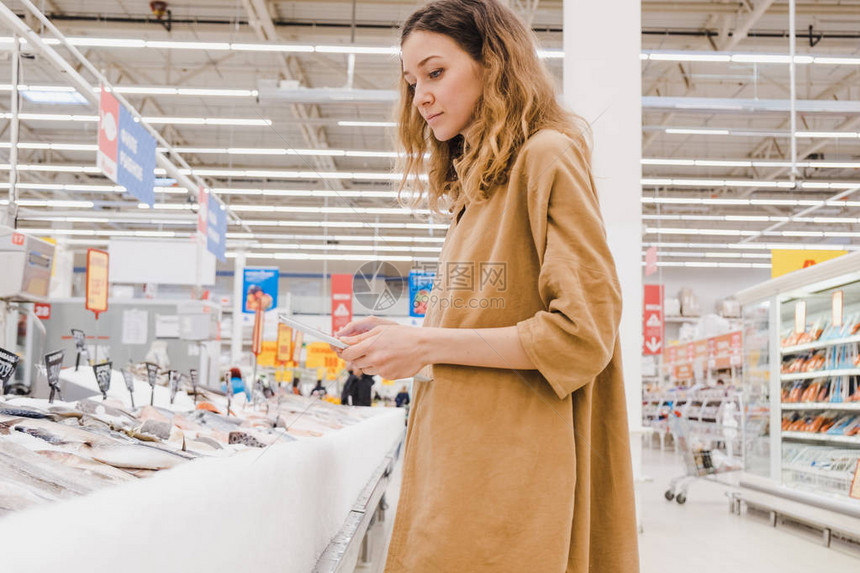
[336,1,638,571]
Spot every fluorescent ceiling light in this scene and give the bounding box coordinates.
[797,131,860,139]
[643,261,771,269]
[7,37,857,67]
[0,112,97,122]
[643,241,860,251]
[314,45,399,55]
[644,158,860,169]
[642,196,860,208]
[251,243,440,253]
[665,128,730,136]
[226,233,445,243]
[229,43,314,53]
[143,117,271,126]
[20,89,88,105]
[228,205,430,216]
[238,220,448,230]
[0,111,270,127]
[643,50,860,66]
[338,121,397,128]
[228,252,419,262]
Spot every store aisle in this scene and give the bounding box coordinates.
[362,446,859,572]
[639,447,859,572]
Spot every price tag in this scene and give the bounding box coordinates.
[44,349,64,404]
[121,368,135,408]
[93,361,113,400]
[0,347,20,389]
[189,368,198,404]
[168,370,180,404]
[145,363,159,388]
[794,300,806,335]
[145,362,159,406]
[832,291,844,328]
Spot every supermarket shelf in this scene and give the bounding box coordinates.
[780,368,860,382]
[781,334,860,356]
[664,315,698,323]
[782,431,860,446]
[782,402,860,411]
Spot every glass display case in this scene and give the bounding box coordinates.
[737,252,860,509]
[741,300,771,477]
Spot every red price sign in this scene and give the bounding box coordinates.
[34,303,51,320]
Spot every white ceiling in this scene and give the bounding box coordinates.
[0,0,858,275]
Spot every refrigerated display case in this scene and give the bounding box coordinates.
[737,251,860,514]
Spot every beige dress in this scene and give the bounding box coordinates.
[384,130,639,573]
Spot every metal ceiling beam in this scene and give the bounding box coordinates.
[241,0,344,189]
[719,0,777,51]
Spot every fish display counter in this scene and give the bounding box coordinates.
[0,376,405,572]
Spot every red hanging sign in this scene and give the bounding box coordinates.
[643,284,664,355]
[331,274,353,335]
[252,307,264,357]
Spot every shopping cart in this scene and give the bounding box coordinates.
[663,409,742,504]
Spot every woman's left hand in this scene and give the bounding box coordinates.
[339,325,428,380]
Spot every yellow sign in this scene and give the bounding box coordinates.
[277,324,293,363]
[771,249,847,278]
[86,248,109,317]
[305,341,345,378]
[256,341,279,367]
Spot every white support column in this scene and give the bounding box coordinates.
[231,250,247,366]
[564,2,643,448]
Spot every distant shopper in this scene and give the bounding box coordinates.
[341,367,358,405]
[351,368,375,407]
[395,386,411,408]
[310,377,327,398]
[333,2,638,572]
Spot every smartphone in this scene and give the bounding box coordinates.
[278,314,348,349]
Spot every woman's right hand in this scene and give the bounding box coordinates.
[332,316,399,356]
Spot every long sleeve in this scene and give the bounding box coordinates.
[515,131,623,400]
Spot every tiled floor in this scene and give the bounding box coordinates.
[357,445,860,572]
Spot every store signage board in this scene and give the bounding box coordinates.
[242,268,279,314]
[643,284,663,355]
[85,249,109,318]
[45,349,64,404]
[644,246,658,277]
[331,274,353,335]
[96,86,156,206]
[771,249,847,279]
[0,347,19,389]
[832,291,843,328]
[408,271,434,318]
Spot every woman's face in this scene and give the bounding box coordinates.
[401,31,483,142]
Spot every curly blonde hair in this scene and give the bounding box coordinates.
[396,0,590,216]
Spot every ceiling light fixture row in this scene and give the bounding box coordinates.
[2,36,856,67]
